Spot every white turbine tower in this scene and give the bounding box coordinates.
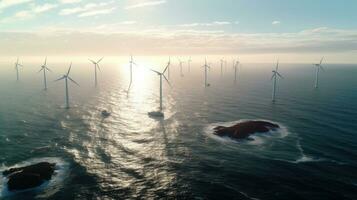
[89,57,103,87]
[55,63,79,109]
[178,59,185,77]
[14,57,23,81]
[187,57,192,72]
[271,60,284,102]
[220,58,225,76]
[127,55,137,91]
[38,57,52,90]
[313,57,325,88]
[234,60,240,83]
[202,58,211,87]
[148,62,171,118]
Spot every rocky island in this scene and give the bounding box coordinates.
[2,162,56,191]
[213,120,280,140]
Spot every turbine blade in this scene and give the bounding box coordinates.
[44,57,47,66]
[38,68,44,73]
[163,75,172,87]
[68,76,80,86]
[96,64,101,72]
[150,68,160,75]
[67,63,72,76]
[46,67,52,72]
[320,57,324,65]
[277,72,284,79]
[320,65,325,72]
[88,59,96,64]
[163,63,169,74]
[271,74,275,80]
[97,57,104,63]
[54,76,65,82]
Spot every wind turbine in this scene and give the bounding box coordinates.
[148,62,171,118]
[55,63,79,109]
[202,58,211,87]
[178,59,185,77]
[271,60,284,102]
[127,55,137,91]
[14,57,23,81]
[88,57,103,87]
[313,57,325,88]
[220,58,225,76]
[187,57,192,72]
[38,57,52,90]
[234,59,240,83]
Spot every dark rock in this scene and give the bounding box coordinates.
[3,162,56,191]
[213,120,279,140]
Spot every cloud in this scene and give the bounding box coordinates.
[78,7,116,17]
[59,2,115,17]
[180,21,231,27]
[0,3,57,23]
[33,3,58,13]
[59,0,82,4]
[0,0,33,10]
[1,27,356,57]
[125,0,166,10]
[272,21,281,25]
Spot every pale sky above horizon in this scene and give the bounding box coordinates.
[0,0,357,63]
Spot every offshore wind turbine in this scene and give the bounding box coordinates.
[202,59,211,87]
[234,59,240,83]
[178,59,185,77]
[127,55,137,91]
[187,57,192,72]
[148,61,171,118]
[220,58,225,76]
[38,57,52,90]
[313,57,325,88]
[89,57,103,87]
[14,57,23,81]
[271,60,284,102]
[55,63,79,109]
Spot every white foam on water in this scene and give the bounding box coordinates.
[0,157,69,198]
[204,119,290,146]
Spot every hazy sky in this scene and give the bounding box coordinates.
[0,0,357,62]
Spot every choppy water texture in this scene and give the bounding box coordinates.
[0,59,356,200]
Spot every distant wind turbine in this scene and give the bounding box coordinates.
[178,59,185,77]
[127,55,137,91]
[220,58,225,76]
[234,59,240,83]
[38,57,52,90]
[313,57,325,88]
[148,61,171,118]
[55,63,79,109]
[187,57,192,72]
[271,60,284,102]
[202,58,211,87]
[14,57,23,81]
[89,57,103,87]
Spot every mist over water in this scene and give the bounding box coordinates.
[0,58,357,199]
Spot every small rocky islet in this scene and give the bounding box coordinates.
[213,120,280,140]
[2,162,56,191]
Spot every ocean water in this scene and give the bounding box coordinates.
[0,58,356,200]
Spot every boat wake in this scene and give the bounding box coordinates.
[0,157,69,198]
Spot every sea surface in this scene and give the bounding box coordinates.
[0,58,356,200]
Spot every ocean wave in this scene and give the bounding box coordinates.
[0,157,69,198]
